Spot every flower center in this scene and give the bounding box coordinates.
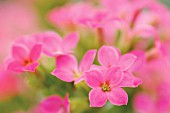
[101,84,111,92]
[23,59,32,66]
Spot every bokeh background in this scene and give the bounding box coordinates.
[0,0,170,113]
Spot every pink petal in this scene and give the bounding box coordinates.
[133,77,142,87]
[90,65,107,74]
[62,32,79,52]
[64,94,70,113]
[23,62,39,72]
[107,87,128,106]
[51,68,74,82]
[12,45,28,62]
[117,53,137,71]
[29,44,42,62]
[74,75,84,84]
[85,70,104,88]
[105,67,123,86]
[39,95,64,113]
[98,46,119,67]
[56,55,78,72]
[42,32,62,56]
[89,88,107,107]
[7,61,24,73]
[117,72,135,87]
[79,50,97,72]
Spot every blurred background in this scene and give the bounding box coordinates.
[0,0,170,113]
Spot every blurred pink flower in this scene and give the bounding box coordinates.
[48,2,93,30]
[0,1,40,63]
[38,32,79,57]
[85,67,128,107]
[0,68,21,101]
[7,44,42,73]
[52,50,96,84]
[35,94,70,113]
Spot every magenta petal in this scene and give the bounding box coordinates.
[79,50,97,72]
[89,88,107,107]
[29,44,42,62]
[39,95,64,113]
[62,32,79,52]
[98,46,119,67]
[107,87,128,106]
[85,70,104,88]
[7,61,24,73]
[12,45,28,62]
[64,94,70,113]
[23,62,39,72]
[133,77,142,87]
[105,67,123,86]
[56,55,78,72]
[51,68,74,82]
[117,72,135,87]
[117,53,137,71]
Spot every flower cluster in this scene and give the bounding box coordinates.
[1,0,170,113]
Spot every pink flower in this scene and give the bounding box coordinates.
[52,50,96,84]
[39,32,79,57]
[7,44,42,73]
[96,46,142,87]
[36,94,70,113]
[85,67,128,107]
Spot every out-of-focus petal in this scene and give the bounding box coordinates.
[56,55,78,72]
[52,68,74,82]
[62,32,79,52]
[29,44,42,62]
[23,62,39,72]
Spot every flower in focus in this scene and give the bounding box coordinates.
[85,67,128,107]
[52,50,96,84]
[95,45,142,87]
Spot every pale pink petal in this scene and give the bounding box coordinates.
[62,32,79,52]
[117,72,135,87]
[117,53,137,71]
[42,32,62,56]
[51,68,74,82]
[98,46,119,67]
[23,62,39,72]
[12,45,28,62]
[79,50,97,72]
[29,44,42,62]
[105,67,123,86]
[85,70,104,88]
[56,55,78,72]
[107,87,128,106]
[7,61,24,73]
[89,88,107,107]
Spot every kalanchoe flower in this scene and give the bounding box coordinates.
[39,32,79,57]
[7,44,42,73]
[35,94,70,113]
[52,50,96,84]
[96,45,142,87]
[85,67,128,107]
